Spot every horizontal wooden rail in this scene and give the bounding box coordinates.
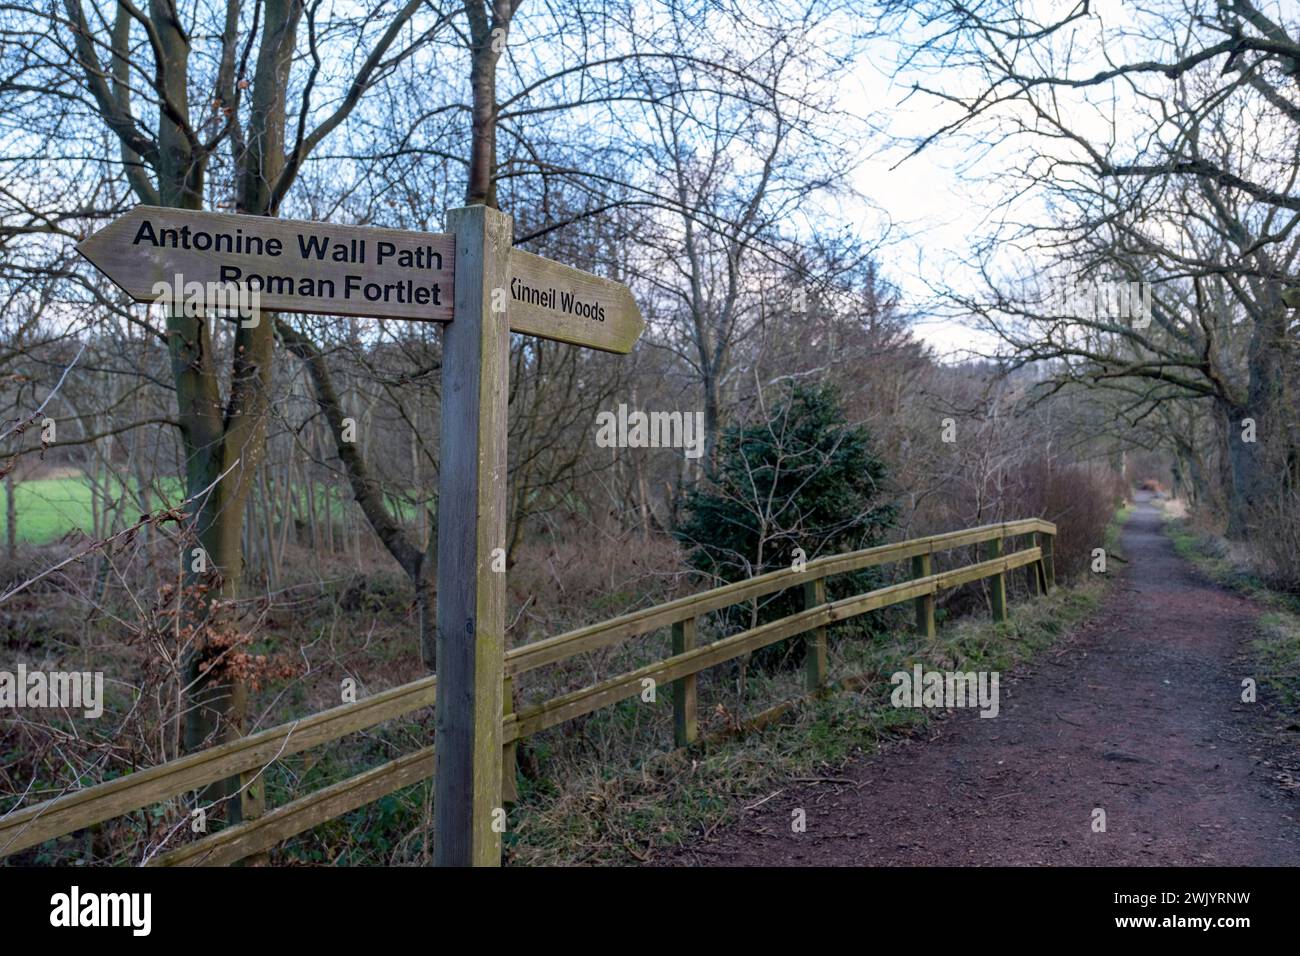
[504,547,1042,741]
[0,518,1054,863]
[0,676,437,857]
[506,519,1051,675]
[153,746,437,867]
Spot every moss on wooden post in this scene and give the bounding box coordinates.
[502,673,518,804]
[911,553,936,637]
[671,616,698,746]
[1043,533,1056,591]
[988,536,1008,622]
[803,578,828,692]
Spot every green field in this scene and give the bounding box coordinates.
[1,475,423,545]
[0,477,178,544]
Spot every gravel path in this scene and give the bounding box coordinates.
[664,497,1300,865]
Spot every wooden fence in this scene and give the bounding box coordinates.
[0,518,1055,866]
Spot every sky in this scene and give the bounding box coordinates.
[840,40,1013,359]
[839,0,1144,359]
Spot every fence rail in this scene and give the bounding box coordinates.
[0,518,1055,865]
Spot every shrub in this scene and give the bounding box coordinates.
[675,381,898,659]
[1007,458,1126,581]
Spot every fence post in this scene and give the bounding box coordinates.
[911,553,936,637]
[987,536,1008,622]
[231,682,268,865]
[1024,532,1040,596]
[238,769,265,825]
[672,616,698,746]
[802,578,828,692]
[502,673,517,804]
[1042,532,1056,591]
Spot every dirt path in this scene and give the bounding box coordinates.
[664,497,1300,865]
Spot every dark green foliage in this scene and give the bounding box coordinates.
[676,382,898,663]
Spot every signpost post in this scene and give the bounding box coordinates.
[432,204,511,867]
[77,203,645,868]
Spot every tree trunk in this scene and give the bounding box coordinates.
[416,544,437,669]
[702,370,721,468]
[181,478,248,807]
[464,2,509,206]
[1223,402,1265,539]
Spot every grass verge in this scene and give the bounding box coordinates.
[1160,507,1300,714]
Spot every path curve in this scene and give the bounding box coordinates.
[665,497,1300,865]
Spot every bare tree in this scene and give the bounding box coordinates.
[2,0,450,813]
[882,0,1300,536]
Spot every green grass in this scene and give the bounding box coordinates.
[1252,612,1300,711]
[0,477,176,544]
[1105,502,1132,555]
[2,475,424,545]
[1161,513,1296,610]
[1164,519,1236,581]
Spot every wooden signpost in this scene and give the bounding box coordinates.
[77,206,457,321]
[508,249,644,354]
[78,205,645,349]
[77,203,645,867]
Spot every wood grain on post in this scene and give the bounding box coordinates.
[433,204,511,867]
[802,578,828,692]
[236,770,268,865]
[912,553,936,637]
[988,537,1008,622]
[229,682,268,864]
[671,616,698,746]
[502,674,518,804]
